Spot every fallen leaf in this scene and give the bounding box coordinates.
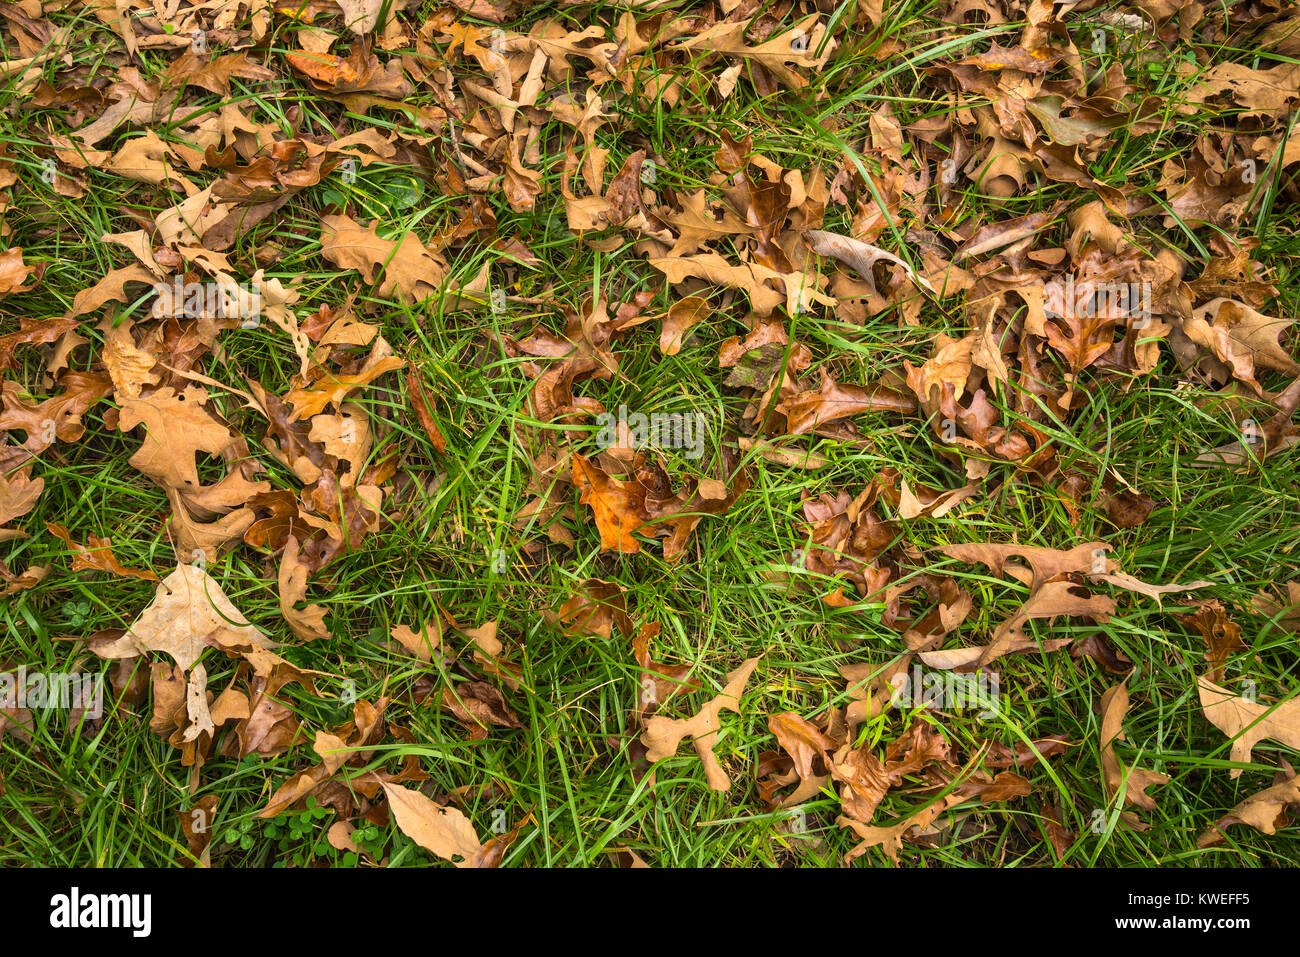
[286,355,404,419]
[1198,676,1300,778]
[46,522,158,580]
[641,657,760,790]
[573,453,647,553]
[92,564,268,671]
[1179,600,1245,683]
[550,578,633,640]
[381,781,503,867]
[1198,764,1300,847]
[278,536,330,641]
[1099,679,1169,814]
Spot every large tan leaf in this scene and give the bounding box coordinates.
[1181,298,1300,394]
[1198,676,1300,778]
[0,469,42,526]
[1184,61,1300,118]
[980,580,1115,666]
[649,252,830,317]
[285,355,404,420]
[320,215,445,302]
[938,541,1112,591]
[381,781,495,867]
[93,564,268,670]
[116,387,235,491]
[937,540,1210,601]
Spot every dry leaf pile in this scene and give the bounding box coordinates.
[1,0,1298,865]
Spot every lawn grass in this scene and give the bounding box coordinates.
[1,0,1298,867]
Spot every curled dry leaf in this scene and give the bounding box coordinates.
[1071,633,1133,674]
[277,535,330,642]
[1179,600,1245,683]
[1252,582,1300,634]
[805,229,936,296]
[1197,764,1300,847]
[835,729,1035,864]
[633,622,701,719]
[955,203,1068,260]
[549,578,633,640]
[179,794,219,865]
[286,46,411,98]
[831,719,956,824]
[736,437,828,470]
[258,697,422,818]
[659,296,709,356]
[1180,298,1300,395]
[1087,572,1214,604]
[46,521,159,580]
[182,663,214,743]
[777,372,915,436]
[149,663,186,737]
[767,711,834,799]
[897,478,978,520]
[407,368,448,453]
[440,680,523,739]
[649,251,828,317]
